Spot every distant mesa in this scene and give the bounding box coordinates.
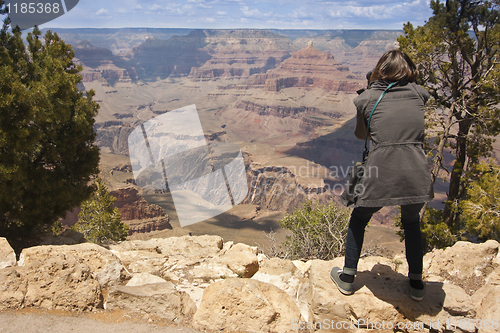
[241,45,362,93]
[188,29,294,81]
[74,40,135,84]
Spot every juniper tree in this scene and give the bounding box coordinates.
[0,1,100,239]
[460,161,500,241]
[398,0,500,244]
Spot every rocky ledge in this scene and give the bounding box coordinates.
[1,236,499,332]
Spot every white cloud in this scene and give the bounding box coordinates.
[149,4,163,11]
[217,11,227,15]
[240,6,261,17]
[96,8,109,16]
[329,4,389,19]
[291,9,310,19]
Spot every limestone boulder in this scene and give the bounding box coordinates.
[192,278,303,333]
[475,287,500,333]
[111,249,167,275]
[308,256,477,333]
[252,257,310,321]
[18,242,121,275]
[190,260,237,280]
[148,235,224,258]
[96,261,131,288]
[109,235,224,259]
[308,258,403,332]
[406,283,476,333]
[105,282,196,324]
[424,240,499,281]
[108,240,162,254]
[0,267,27,310]
[18,242,129,292]
[213,242,259,278]
[174,283,207,309]
[472,266,500,333]
[0,237,16,269]
[22,253,103,311]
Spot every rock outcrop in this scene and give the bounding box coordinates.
[292,30,402,75]
[189,51,290,80]
[110,187,172,235]
[258,45,362,93]
[193,278,302,332]
[243,162,337,213]
[188,29,293,81]
[105,282,196,323]
[1,235,498,332]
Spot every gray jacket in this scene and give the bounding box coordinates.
[350,80,434,207]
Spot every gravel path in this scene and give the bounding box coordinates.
[0,309,204,333]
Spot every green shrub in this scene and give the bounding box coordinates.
[395,206,456,252]
[278,201,351,260]
[420,207,456,251]
[72,178,128,244]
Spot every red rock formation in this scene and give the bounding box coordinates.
[261,45,362,93]
[189,51,290,80]
[124,217,171,235]
[109,187,171,235]
[235,101,342,120]
[110,187,165,220]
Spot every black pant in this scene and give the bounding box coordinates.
[343,203,424,280]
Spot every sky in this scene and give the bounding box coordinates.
[21,0,434,30]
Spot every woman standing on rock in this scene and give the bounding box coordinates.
[331,50,433,301]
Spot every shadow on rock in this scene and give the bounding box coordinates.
[356,263,445,320]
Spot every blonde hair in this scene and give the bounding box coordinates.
[369,50,418,83]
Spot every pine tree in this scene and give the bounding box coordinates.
[0,1,100,239]
[72,178,129,244]
[398,0,500,243]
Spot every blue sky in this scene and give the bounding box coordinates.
[27,0,434,30]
